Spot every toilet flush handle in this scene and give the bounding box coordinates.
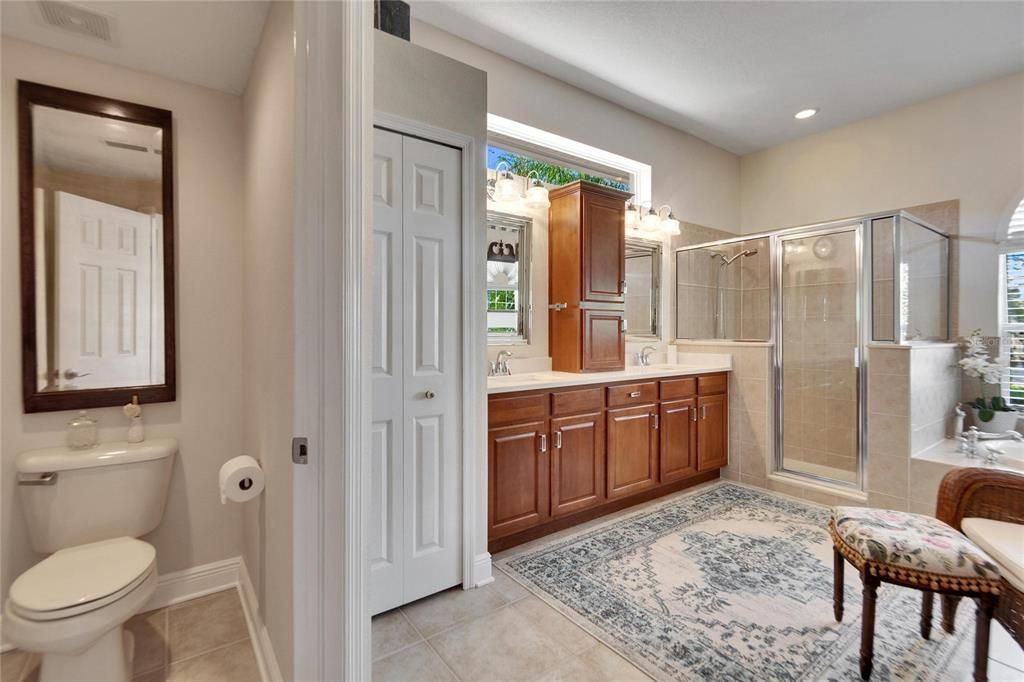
[18,471,58,486]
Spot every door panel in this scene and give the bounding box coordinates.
[581,192,625,303]
[489,421,549,538]
[697,393,729,472]
[370,129,405,614]
[582,309,625,371]
[370,130,463,614]
[401,135,462,604]
[660,399,697,483]
[606,405,658,499]
[551,412,605,516]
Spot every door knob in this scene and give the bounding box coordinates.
[424,390,436,399]
[63,369,92,380]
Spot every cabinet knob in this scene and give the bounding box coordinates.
[424,390,436,399]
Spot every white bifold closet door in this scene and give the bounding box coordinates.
[370,128,462,615]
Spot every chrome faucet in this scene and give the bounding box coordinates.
[639,346,657,367]
[957,427,1023,459]
[491,350,514,377]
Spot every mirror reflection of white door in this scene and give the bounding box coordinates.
[56,191,153,389]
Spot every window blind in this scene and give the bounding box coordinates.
[1002,252,1024,405]
[1008,198,1024,238]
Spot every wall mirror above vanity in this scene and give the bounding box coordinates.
[486,210,532,344]
[18,81,176,413]
[624,237,662,339]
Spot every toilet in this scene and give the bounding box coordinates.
[4,439,177,682]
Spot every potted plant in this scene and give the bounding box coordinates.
[957,330,1018,432]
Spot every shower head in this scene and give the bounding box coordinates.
[718,249,759,266]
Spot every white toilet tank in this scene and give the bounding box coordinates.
[16,438,177,554]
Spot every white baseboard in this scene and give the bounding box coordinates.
[471,552,494,588]
[238,559,284,682]
[142,556,241,612]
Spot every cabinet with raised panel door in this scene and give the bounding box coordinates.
[487,372,729,551]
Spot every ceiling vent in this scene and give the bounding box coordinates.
[38,1,116,44]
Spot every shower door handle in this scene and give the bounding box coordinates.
[853,347,860,369]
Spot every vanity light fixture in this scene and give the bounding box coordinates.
[523,171,551,209]
[657,205,681,236]
[640,203,661,232]
[794,108,819,120]
[624,199,641,230]
[493,161,519,202]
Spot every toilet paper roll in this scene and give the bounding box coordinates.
[219,455,265,504]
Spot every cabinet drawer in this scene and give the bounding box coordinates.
[607,382,657,407]
[551,387,604,416]
[697,373,728,395]
[660,378,697,400]
[489,394,547,426]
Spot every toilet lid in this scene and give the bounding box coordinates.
[9,537,155,617]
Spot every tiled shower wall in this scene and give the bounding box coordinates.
[866,344,960,513]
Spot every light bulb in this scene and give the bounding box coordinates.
[524,180,550,209]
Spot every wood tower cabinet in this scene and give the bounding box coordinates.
[548,181,633,372]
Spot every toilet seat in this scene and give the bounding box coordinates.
[9,538,156,621]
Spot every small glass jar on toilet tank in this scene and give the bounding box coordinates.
[66,410,98,450]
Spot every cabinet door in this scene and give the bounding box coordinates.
[697,393,729,472]
[606,405,658,499]
[660,399,698,483]
[551,412,605,517]
[582,309,625,371]
[488,421,550,539]
[581,191,625,303]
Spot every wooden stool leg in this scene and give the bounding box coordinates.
[833,546,845,622]
[942,594,962,633]
[973,593,997,682]
[920,590,934,640]
[860,572,879,680]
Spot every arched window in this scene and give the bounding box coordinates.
[1008,197,1024,239]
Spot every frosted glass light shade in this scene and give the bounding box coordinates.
[660,216,681,236]
[495,173,518,202]
[524,181,550,209]
[640,209,661,232]
[625,206,640,230]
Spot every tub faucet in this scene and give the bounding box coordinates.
[957,427,981,458]
[639,346,657,367]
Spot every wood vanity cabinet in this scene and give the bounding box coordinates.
[548,181,633,373]
[487,372,729,551]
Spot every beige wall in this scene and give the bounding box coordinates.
[241,2,294,676]
[1,39,245,599]
[411,20,741,234]
[740,72,1024,336]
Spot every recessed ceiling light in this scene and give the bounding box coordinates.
[794,108,819,120]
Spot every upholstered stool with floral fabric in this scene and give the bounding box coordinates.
[829,507,1003,681]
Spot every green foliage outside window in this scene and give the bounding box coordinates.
[488,289,517,311]
[497,152,629,192]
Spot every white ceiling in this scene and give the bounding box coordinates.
[1,1,270,95]
[412,1,1024,154]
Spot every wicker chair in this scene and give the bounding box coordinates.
[936,467,1024,649]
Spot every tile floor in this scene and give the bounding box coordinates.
[375,568,1024,682]
[1,588,259,682]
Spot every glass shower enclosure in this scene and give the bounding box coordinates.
[675,212,951,490]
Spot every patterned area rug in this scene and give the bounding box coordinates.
[498,483,978,681]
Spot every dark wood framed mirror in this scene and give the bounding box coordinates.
[19,81,176,413]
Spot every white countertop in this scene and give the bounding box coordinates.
[487,362,732,394]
